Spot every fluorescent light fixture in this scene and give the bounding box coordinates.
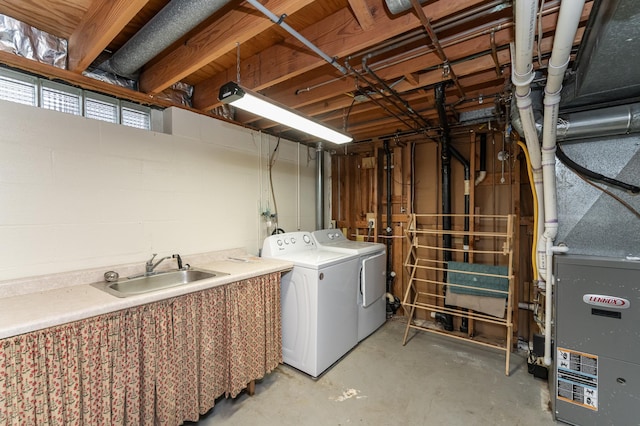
[218,81,352,144]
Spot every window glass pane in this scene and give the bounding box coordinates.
[0,76,36,106]
[42,86,81,115]
[122,106,151,130]
[85,97,118,123]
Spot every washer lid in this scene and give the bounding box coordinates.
[265,249,357,269]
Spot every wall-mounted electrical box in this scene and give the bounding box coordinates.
[366,212,375,229]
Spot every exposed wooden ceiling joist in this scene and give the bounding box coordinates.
[0,0,595,144]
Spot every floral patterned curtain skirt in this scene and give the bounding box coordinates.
[0,272,282,425]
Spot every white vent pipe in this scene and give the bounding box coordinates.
[511,1,546,280]
[540,0,586,367]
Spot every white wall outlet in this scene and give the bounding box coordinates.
[366,212,375,229]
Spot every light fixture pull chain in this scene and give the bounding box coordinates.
[236,42,241,83]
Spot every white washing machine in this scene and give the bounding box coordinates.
[262,231,359,377]
[312,229,387,341]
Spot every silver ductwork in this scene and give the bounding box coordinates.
[557,103,640,142]
[512,101,640,142]
[561,0,640,109]
[101,0,232,78]
[0,14,67,68]
[385,0,429,15]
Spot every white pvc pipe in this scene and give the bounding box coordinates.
[474,170,487,186]
[512,0,537,98]
[541,0,586,367]
[510,0,546,281]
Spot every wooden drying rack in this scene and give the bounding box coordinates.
[402,213,516,375]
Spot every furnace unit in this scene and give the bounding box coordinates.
[552,255,640,425]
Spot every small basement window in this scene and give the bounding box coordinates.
[0,68,37,106]
[41,81,81,115]
[122,102,151,130]
[0,68,154,131]
[85,92,119,124]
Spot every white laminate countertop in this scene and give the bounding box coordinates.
[0,256,292,340]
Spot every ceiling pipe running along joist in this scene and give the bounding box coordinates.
[409,0,465,99]
[315,142,325,230]
[244,0,347,75]
[101,0,233,78]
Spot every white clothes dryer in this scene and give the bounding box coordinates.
[311,229,387,341]
[262,231,359,377]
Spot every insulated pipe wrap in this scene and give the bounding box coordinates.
[104,0,232,77]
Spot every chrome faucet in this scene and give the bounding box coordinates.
[145,253,184,275]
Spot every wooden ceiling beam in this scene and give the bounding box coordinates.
[139,0,315,94]
[193,0,489,110]
[347,0,376,30]
[0,50,167,107]
[68,0,149,73]
[264,2,592,112]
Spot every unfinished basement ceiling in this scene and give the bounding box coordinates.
[0,0,596,143]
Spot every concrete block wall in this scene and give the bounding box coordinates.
[0,101,316,281]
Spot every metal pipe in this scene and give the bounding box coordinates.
[245,0,347,75]
[384,141,394,293]
[295,1,559,101]
[361,0,510,63]
[410,0,465,99]
[449,145,470,263]
[344,61,423,131]
[316,142,324,230]
[558,103,640,141]
[362,57,430,128]
[449,144,470,333]
[345,62,416,130]
[435,84,454,332]
[475,133,488,185]
[386,0,428,15]
[103,0,232,77]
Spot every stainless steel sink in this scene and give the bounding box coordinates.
[93,268,228,298]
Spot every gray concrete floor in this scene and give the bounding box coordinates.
[194,318,556,425]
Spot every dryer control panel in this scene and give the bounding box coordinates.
[262,231,316,257]
[313,229,347,244]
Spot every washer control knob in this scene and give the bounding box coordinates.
[284,238,289,244]
[277,239,283,246]
[328,233,334,240]
[291,237,296,244]
[303,234,311,244]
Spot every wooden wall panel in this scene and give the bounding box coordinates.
[331,130,528,344]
